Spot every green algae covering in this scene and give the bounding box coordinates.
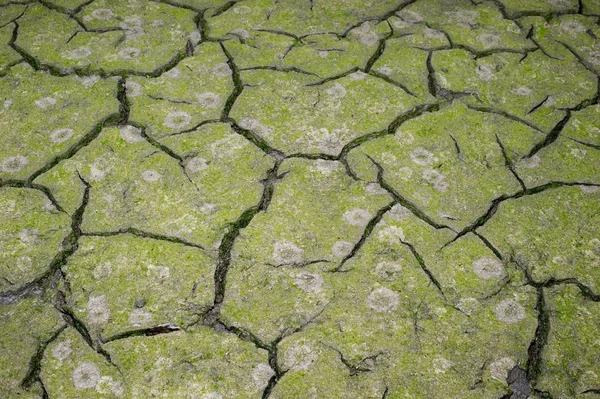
[1,0,599,398]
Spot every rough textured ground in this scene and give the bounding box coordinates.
[1,0,600,398]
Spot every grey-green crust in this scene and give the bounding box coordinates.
[1,0,599,398]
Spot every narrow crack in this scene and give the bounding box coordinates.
[495,133,527,191]
[401,239,446,298]
[0,179,65,213]
[447,180,600,247]
[204,160,284,322]
[102,323,181,343]
[332,201,396,272]
[21,324,68,391]
[81,227,207,251]
[525,111,571,158]
[219,41,244,121]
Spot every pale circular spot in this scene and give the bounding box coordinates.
[273,242,303,264]
[197,92,221,109]
[343,208,372,227]
[19,228,38,244]
[477,33,501,47]
[185,157,208,173]
[87,295,110,324]
[422,168,445,184]
[348,71,368,80]
[571,148,586,159]
[398,10,423,23]
[560,20,586,33]
[365,182,387,194]
[129,308,152,327]
[359,32,380,46]
[519,155,541,169]
[141,169,162,182]
[212,62,232,77]
[77,75,101,88]
[3,100,12,109]
[69,46,92,59]
[230,28,250,40]
[72,362,101,389]
[163,67,181,78]
[314,159,340,175]
[201,393,223,399]
[473,257,504,279]
[325,83,347,99]
[433,357,453,374]
[475,65,494,81]
[91,8,114,20]
[410,147,437,165]
[35,96,57,110]
[96,376,124,397]
[580,185,600,193]
[378,226,405,243]
[50,128,75,143]
[283,344,317,371]
[375,261,402,280]
[513,86,532,96]
[52,340,72,361]
[494,299,526,323]
[490,357,516,381]
[147,265,170,279]
[388,204,411,221]
[125,81,143,97]
[163,111,191,129]
[367,287,399,313]
[118,47,141,59]
[317,50,329,58]
[119,125,144,143]
[456,297,479,315]
[93,262,113,280]
[150,19,165,27]
[397,166,413,180]
[199,203,218,214]
[377,66,393,75]
[294,272,324,293]
[189,30,202,45]
[424,28,445,39]
[318,134,343,154]
[1,156,28,173]
[332,241,353,257]
[252,364,274,389]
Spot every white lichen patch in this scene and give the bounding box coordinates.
[518,155,541,169]
[477,33,501,48]
[388,204,411,221]
[19,228,38,244]
[49,128,75,143]
[433,357,454,374]
[147,265,170,279]
[273,241,303,264]
[489,357,516,381]
[472,257,504,279]
[197,92,222,109]
[34,96,57,110]
[141,169,162,182]
[494,299,526,323]
[377,226,405,243]
[52,340,72,361]
[119,125,144,143]
[332,240,353,257]
[118,47,141,59]
[375,261,402,280]
[475,65,494,81]
[512,86,532,96]
[163,111,192,129]
[72,362,101,389]
[283,344,318,371]
[325,83,347,99]
[343,208,372,227]
[163,67,181,79]
[87,295,110,324]
[294,272,324,293]
[69,47,92,60]
[2,155,27,173]
[90,9,114,20]
[251,363,274,389]
[410,147,437,165]
[129,308,153,327]
[456,297,479,315]
[96,376,124,397]
[313,159,340,175]
[367,287,399,313]
[212,62,232,77]
[125,81,143,97]
[560,20,586,33]
[185,157,209,173]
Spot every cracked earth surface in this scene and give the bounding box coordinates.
[1,0,600,398]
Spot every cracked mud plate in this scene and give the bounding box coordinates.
[1,0,599,398]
